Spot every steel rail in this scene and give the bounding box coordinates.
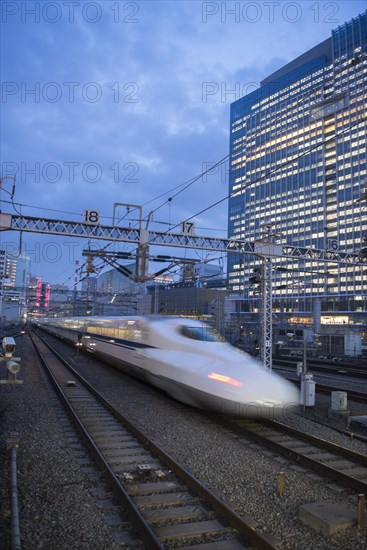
[309,384,367,404]
[267,419,367,464]
[218,417,367,493]
[29,331,163,549]
[8,439,21,550]
[31,330,279,550]
[273,367,367,403]
[274,359,367,379]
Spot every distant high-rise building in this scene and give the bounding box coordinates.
[29,276,43,309]
[0,252,30,322]
[4,255,17,288]
[49,284,70,303]
[0,251,6,321]
[0,253,30,292]
[97,264,136,295]
[82,276,97,298]
[228,12,367,319]
[28,276,50,313]
[14,255,31,291]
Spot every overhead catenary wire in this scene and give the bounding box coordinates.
[140,52,367,225]
[5,112,367,288]
[3,52,366,231]
[157,114,367,237]
[4,54,366,287]
[7,111,367,287]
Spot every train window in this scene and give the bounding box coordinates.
[86,325,98,335]
[180,325,220,342]
[63,319,86,330]
[85,321,145,343]
[86,324,119,338]
[103,327,117,338]
[117,321,143,342]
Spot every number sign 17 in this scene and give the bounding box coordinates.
[181,221,195,235]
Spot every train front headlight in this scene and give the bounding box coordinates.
[208,373,243,387]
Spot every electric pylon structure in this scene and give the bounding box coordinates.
[1,211,366,370]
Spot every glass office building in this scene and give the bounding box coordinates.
[228,12,367,355]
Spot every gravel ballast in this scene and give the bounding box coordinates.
[1,333,366,549]
[0,337,120,550]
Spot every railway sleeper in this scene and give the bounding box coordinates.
[133,491,200,509]
[142,504,214,525]
[128,480,186,496]
[154,519,234,542]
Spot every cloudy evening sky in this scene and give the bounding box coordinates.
[1,0,366,286]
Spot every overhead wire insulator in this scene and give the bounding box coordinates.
[182,263,195,281]
[86,255,95,273]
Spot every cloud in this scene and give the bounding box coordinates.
[2,0,366,283]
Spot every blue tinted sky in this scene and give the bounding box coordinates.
[1,1,366,286]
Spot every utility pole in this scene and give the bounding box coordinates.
[135,229,149,283]
[255,222,282,371]
[113,202,150,284]
[261,257,273,370]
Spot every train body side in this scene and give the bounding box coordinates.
[35,316,300,418]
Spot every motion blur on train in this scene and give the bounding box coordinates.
[35,315,300,418]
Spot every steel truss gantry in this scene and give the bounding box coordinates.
[1,212,366,370]
[0,213,365,263]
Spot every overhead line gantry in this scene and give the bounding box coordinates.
[0,212,364,262]
[1,211,366,370]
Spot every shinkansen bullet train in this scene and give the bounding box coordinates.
[35,316,299,417]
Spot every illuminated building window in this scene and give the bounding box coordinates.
[228,11,367,308]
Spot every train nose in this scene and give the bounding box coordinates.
[247,374,300,418]
[274,377,299,403]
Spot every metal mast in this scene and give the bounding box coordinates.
[261,258,273,370]
[1,211,366,370]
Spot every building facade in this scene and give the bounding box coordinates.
[228,12,367,356]
[0,251,30,323]
[81,276,97,299]
[97,264,136,296]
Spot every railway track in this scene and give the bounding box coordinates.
[273,366,367,403]
[310,384,367,404]
[214,416,367,494]
[273,358,366,379]
[30,330,278,550]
